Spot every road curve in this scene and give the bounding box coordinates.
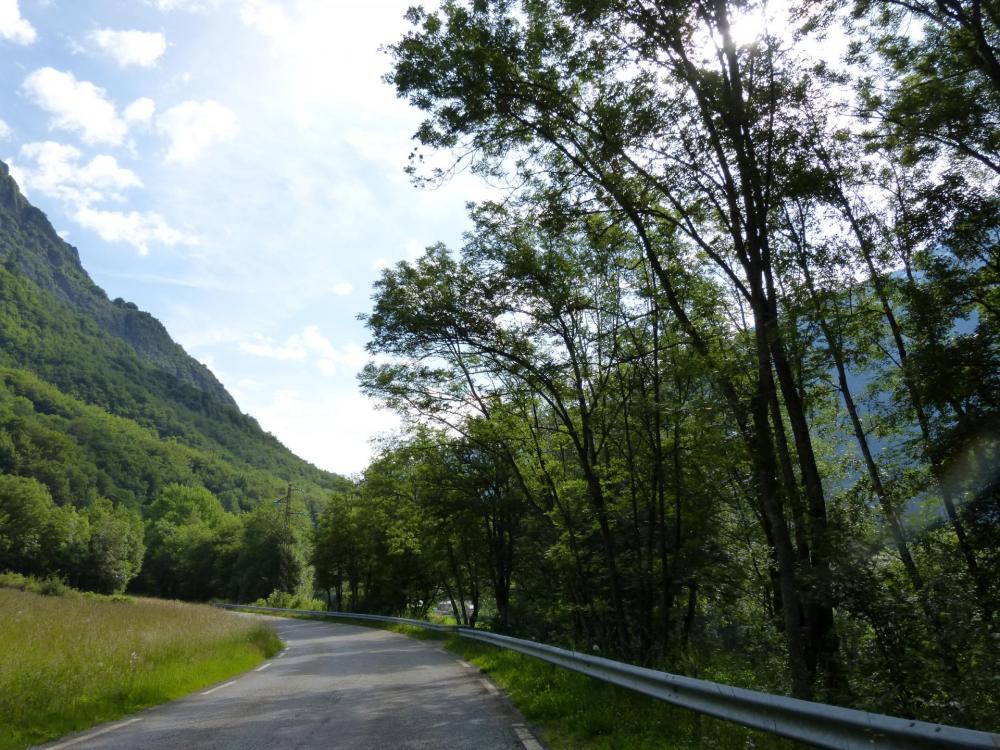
[36,615,543,750]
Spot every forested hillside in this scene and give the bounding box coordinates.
[0,161,348,600]
[299,0,1000,733]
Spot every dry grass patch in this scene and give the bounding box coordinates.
[0,588,281,750]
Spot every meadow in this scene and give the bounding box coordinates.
[0,582,281,750]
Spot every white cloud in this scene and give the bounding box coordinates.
[344,128,409,169]
[240,325,368,377]
[12,141,142,206]
[332,282,353,296]
[233,0,444,144]
[11,140,195,254]
[156,100,238,163]
[405,239,425,262]
[150,0,222,11]
[73,206,196,255]
[0,0,36,44]
[240,0,290,40]
[124,97,156,126]
[89,29,167,68]
[22,68,127,146]
[239,332,307,362]
[0,119,11,140]
[247,387,398,475]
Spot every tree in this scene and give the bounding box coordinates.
[387,0,847,696]
[234,504,304,602]
[141,484,244,600]
[845,0,1000,172]
[379,0,1000,712]
[0,474,55,576]
[81,498,144,594]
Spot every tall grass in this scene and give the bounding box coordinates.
[445,637,809,750]
[0,588,281,750]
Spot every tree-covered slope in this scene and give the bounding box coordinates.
[0,161,350,601]
[0,162,233,408]
[0,160,338,494]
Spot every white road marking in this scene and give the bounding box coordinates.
[44,718,142,749]
[513,724,545,750]
[458,659,474,669]
[480,679,498,695]
[200,680,237,696]
[255,662,272,672]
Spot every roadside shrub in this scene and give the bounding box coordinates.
[254,589,325,611]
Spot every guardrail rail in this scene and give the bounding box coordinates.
[218,603,1000,750]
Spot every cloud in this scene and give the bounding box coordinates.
[332,282,353,296]
[10,140,196,254]
[149,0,222,11]
[72,206,196,255]
[124,97,156,126]
[240,0,290,41]
[11,141,142,206]
[89,29,167,68]
[0,0,36,44]
[22,68,127,145]
[0,119,11,140]
[246,387,398,475]
[239,325,368,377]
[156,100,238,163]
[239,332,306,362]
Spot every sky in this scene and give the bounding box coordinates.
[0,0,492,476]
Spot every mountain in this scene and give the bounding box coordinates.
[0,162,235,408]
[0,160,346,511]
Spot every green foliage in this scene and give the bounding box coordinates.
[253,589,326,611]
[140,484,243,600]
[0,474,142,594]
[357,0,1000,730]
[0,160,350,602]
[234,505,306,603]
[80,498,145,595]
[0,572,70,597]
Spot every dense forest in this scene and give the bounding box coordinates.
[306,0,1000,732]
[0,161,347,601]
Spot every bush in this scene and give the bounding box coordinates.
[0,572,70,597]
[253,589,325,611]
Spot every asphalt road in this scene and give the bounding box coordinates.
[37,616,543,750]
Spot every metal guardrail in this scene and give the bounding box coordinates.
[219,604,454,632]
[219,603,1000,749]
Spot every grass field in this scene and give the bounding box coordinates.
[0,588,282,750]
[232,606,803,749]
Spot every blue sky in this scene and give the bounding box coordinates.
[0,0,491,476]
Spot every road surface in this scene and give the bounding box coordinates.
[36,616,543,750]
